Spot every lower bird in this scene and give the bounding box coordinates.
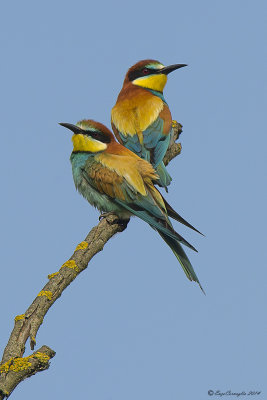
[60,119,204,292]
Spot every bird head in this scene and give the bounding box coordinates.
[60,120,114,153]
[124,59,187,93]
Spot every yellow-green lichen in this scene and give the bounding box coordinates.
[48,271,59,279]
[75,241,88,251]
[33,352,50,363]
[15,314,25,321]
[0,352,50,374]
[0,357,31,373]
[0,358,12,373]
[172,120,178,127]
[60,260,79,273]
[37,290,52,300]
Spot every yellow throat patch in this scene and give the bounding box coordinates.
[72,134,107,153]
[133,74,167,92]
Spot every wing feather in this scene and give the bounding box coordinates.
[82,156,197,252]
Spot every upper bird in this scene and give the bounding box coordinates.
[60,119,204,292]
[111,59,187,190]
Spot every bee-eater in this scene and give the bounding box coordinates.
[60,119,204,292]
[111,59,187,190]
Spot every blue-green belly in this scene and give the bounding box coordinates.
[70,152,131,219]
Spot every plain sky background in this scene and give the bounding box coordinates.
[0,1,266,399]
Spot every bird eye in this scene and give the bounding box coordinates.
[142,68,149,75]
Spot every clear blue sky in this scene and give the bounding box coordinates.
[1,1,266,399]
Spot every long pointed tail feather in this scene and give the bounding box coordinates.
[157,230,205,294]
[115,199,198,251]
[162,196,204,236]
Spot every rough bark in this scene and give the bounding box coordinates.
[0,121,183,399]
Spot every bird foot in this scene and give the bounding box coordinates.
[99,212,114,221]
[99,213,130,230]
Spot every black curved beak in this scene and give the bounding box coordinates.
[159,64,187,75]
[59,122,84,135]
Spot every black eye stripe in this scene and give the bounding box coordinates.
[128,67,159,82]
[84,130,111,143]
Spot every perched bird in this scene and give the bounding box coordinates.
[111,59,187,190]
[60,119,204,292]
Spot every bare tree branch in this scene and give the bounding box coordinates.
[0,347,55,398]
[164,120,183,166]
[0,122,183,399]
